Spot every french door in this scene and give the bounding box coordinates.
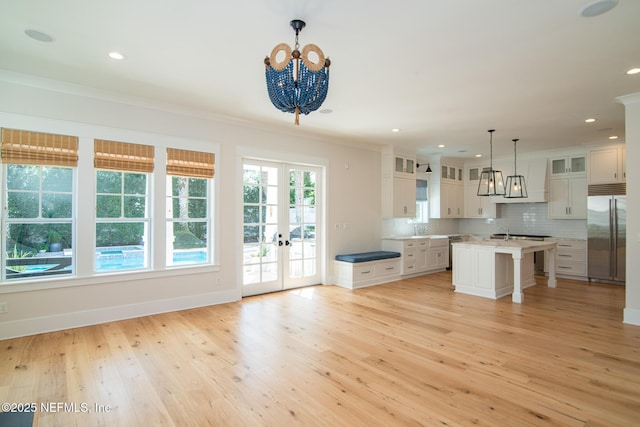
[242,160,322,296]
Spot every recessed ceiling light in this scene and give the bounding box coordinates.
[627,68,640,75]
[391,128,401,132]
[475,154,482,158]
[24,29,54,42]
[438,144,445,148]
[109,51,126,60]
[609,136,618,140]
[585,118,596,123]
[579,0,618,17]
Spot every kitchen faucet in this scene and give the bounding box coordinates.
[499,227,510,240]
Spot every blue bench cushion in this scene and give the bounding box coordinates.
[335,251,401,263]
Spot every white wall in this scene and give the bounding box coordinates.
[0,75,383,339]
[619,93,640,326]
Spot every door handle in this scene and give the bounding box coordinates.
[285,240,291,246]
[278,240,283,246]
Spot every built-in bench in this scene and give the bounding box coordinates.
[334,251,402,289]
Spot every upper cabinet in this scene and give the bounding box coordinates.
[429,157,464,219]
[548,152,587,219]
[549,155,586,178]
[441,162,463,182]
[382,147,417,218]
[588,146,625,184]
[393,154,416,178]
[548,176,587,219]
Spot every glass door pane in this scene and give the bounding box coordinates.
[242,162,281,292]
[571,156,585,173]
[286,168,318,285]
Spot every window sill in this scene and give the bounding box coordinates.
[0,264,222,294]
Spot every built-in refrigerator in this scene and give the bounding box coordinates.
[587,187,626,284]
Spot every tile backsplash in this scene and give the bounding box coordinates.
[383,203,587,239]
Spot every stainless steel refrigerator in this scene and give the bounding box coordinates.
[587,192,626,284]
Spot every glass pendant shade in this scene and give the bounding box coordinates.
[478,169,505,196]
[504,175,528,198]
[477,129,505,196]
[503,138,528,198]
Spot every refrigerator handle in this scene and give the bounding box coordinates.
[613,198,618,277]
[609,198,615,277]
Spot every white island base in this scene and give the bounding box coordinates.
[452,240,557,303]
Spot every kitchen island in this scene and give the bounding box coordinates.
[452,240,557,303]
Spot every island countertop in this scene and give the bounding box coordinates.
[452,239,557,251]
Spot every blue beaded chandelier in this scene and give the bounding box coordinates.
[264,20,331,125]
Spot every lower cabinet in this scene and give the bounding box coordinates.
[544,238,587,279]
[427,238,449,271]
[382,236,449,277]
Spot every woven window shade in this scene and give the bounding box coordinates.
[94,139,154,173]
[166,148,215,178]
[1,128,79,166]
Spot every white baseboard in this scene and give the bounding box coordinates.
[624,307,640,326]
[0,289,239,340]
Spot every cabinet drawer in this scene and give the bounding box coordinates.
[376,259,401,276]
[404,249,416,262]
[556,240,586,250]
[404,240,418,249]
[402,263,416,274]
[556,249,586,262]
[556,262,587,276]
[429,237,449,248]
[353,264,376,279]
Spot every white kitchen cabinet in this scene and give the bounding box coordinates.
[441,163,463,182]
[382,176,416,218]
[548,177,587,219]
[427,237,449,271]
[588,146,626,184]
[464,183,496,218]
[429,157,464,219]
[382,147,417,218]
[437,181,463,218]
[544,238,587,279]
[549,155,586,177]
[393,154,416,178]
[466,165,486,183]
[382,236,449,277]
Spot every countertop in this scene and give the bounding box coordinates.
[452,239,557,251]
[382,235,450,240]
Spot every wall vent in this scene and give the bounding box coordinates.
[588,182,626,196]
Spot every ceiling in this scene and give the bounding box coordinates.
[1,0,639,160]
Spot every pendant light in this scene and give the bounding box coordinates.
[504,138,528,198]
[477,129,505,196]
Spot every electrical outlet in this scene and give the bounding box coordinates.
[0,302,8,314]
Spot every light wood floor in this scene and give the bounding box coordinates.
[2,272,639,426]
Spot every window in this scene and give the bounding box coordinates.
[165,148,214,267]
[1,128,78,281]
[413,178,429,223]
[94,139,153,272]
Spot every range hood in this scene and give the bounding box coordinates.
[496,157,548,203]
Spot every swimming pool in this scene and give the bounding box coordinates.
[6,247,208,278]
[96,246,208,271]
